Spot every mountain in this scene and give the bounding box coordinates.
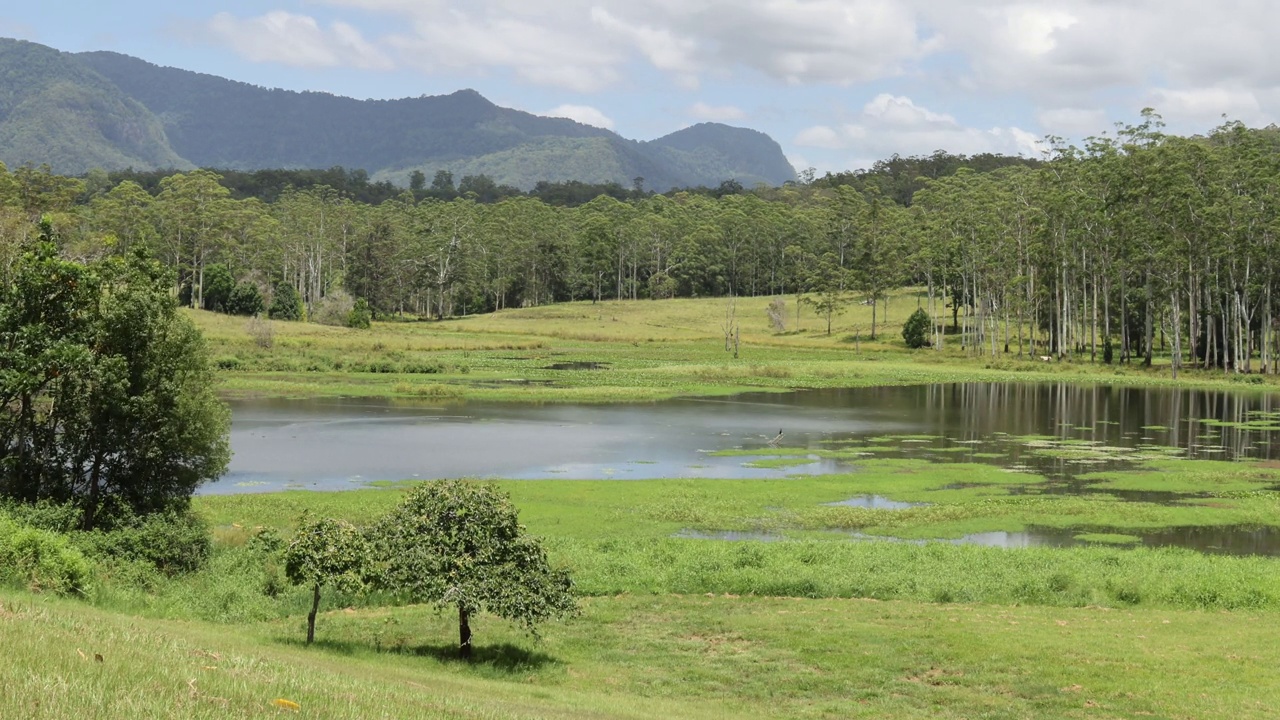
[0,39,188,173]
[0,38,796,189]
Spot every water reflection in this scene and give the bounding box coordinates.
[211,383,1280,494]
[823,496,921,510]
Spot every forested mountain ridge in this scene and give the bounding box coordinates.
[0,39,189,173]
[0,38,796,189]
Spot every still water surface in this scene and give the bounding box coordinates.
[211,383,1280,555]
[213,383,1280,493]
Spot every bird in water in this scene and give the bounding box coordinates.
[767,429,784,446]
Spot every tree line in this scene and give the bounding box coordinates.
[6,111,1280,372]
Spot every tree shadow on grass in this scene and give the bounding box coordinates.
[406,642,560,672]
[272,636,559,673]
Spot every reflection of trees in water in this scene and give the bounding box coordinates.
[914,383,1280,461]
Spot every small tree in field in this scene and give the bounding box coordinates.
[801,252,853,337]
[369,480,577,659]
[283,516,369,645]
[269,280,302,321]
[902,307,932,349]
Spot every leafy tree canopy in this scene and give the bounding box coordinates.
[369,480,577,658]
[0,222,230,529]
[284,516,369,644]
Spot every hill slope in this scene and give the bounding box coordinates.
[0,39,188,173]
[0,43,792,190]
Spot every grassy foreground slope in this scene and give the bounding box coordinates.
[4,589,1275,720]
[196,291,1280,402]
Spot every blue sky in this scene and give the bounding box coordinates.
[5,1,1276,175]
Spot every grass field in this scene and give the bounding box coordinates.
[5,588,1278,719]
[6,294,1280,718]
[192,291,1280,402]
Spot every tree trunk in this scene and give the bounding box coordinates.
[307,583,320,645]
[1143,269,1154,367]
[459,606,473,659]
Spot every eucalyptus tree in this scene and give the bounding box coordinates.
[89,180,158,255]
[155,170,234,307]
[853,187,907,340]
[577,195,636,300]
[272,186,356,308]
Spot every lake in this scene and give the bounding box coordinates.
[210,382,1280,494]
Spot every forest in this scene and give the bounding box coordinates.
[5,111,1280,374]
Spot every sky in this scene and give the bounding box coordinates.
[5,1,1278,176]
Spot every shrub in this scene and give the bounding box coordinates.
[0,499,81,532]
[246,315,274,348]
[226,282,265,316]
[312,289,355,327]
[201,264,235,312]
[76,510,212,575]
[270,281,303,321]
[348,298,373,329]
[902,307,932,349]
[0,515,92,595]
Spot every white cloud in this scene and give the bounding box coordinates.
[689,102,747,122]
[204,11,393,70]
[1036,108,1108,136]
[542,104,615,129]
[314,0,935,90]
[795,94,1042,167]
[1146,87,1265,128]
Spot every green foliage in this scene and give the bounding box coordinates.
[347,298,372,329]
[201,263,234,312]
[283,518,367,592]
[284,516,370,643]
[75,510,212,575]
[0,39,188,175]
[269,281,303,321]
[225,281,263,316]
[0,513,92,595]
[369,480,577,657]
[0,238,230,529]
[902,307,932,348]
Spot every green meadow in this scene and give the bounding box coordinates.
[192,291,1280,402]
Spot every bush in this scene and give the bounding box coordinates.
[226,282,264,316]
[76,510,212,576]
[246,315,274,349]
[312,289,355,327]
[270,281,303,321]
[0,499,81,532]
[902,307,932,349]
[0,515,92,595]
[348,298,373,329]
[202,264,235,312]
